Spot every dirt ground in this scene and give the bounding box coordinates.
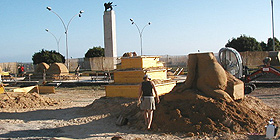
[0,86,280,140]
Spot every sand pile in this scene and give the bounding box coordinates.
[152,89,275,134]
[0,92,60,109]
[83,97,137,116]
[82,90,275,135]
[83,91,275,135]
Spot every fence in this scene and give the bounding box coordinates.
[0,62,34,74]
[159,55,188,68]
[0,57,118,74]
[2,52,275,74]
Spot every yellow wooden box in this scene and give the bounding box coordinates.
[13,86,55,94]
[0,85,5,94]
[38,86,55,94]
[0,72,10,76]
[121,56,162,69]
[114,69,167,84]
[105,82,176,98]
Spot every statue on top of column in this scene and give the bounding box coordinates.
[104,2,116,11]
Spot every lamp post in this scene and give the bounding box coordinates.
[45,29,61,53]
[129,18,151,56]
[271,0,275,51]
[46,6,84,69]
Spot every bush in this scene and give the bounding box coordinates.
[85,46,105,58]
[32,49,65,65]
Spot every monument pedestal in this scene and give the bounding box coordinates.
[103,10,117,58]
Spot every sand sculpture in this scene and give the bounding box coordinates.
[122,52,137,57]
[178,52,244,102]
[46,63,69,75]
[34,62,49,74]
[28,63,75,80]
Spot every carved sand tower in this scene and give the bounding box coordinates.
[103,2,117,58]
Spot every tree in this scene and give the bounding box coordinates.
[260,41,267,51]
[225,35,262,52]
[85,46,105,58]
[266,37,280,51]
[32,49,65,65]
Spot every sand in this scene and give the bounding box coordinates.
[0,87,279,139]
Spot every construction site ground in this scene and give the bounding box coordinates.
[0,86,280,140]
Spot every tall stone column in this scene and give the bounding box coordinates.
[103,10,117,58]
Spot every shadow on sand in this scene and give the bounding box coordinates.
[0,97,150,139]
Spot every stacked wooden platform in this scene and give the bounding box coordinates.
[105,56,176,98]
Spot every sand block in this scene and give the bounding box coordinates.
[184,53,198,89]
[225,73,244,100]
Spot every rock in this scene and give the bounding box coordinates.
[186,132,195,137]
[111,136,125,140]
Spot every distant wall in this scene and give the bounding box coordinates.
[69,57,117,71]
[0,62,34,74]
[1,55,189,73]
[0,62,17,73]
[160,55,188,68]
[239,51,269,67]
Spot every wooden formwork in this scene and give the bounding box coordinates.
[0,85,4,94]
[105,82,176,98]
[121,56,164,70]
[13,86,55,94]
[114,69,167,84]
[106,55,176,98]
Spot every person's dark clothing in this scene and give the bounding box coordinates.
[141,81,153,96]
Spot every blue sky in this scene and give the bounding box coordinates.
[0,0,279,63]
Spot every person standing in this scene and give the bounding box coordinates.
[21,65,25,75]
[138,75,160,130]
[75,64,80,79]
[18,65,22,76]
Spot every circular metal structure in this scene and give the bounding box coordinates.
[218,47,243,79]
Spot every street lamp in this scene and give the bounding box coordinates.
[271,0,275,51]
[46,6,84,69]
[130,18,151,56]
[45,29,62,53]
